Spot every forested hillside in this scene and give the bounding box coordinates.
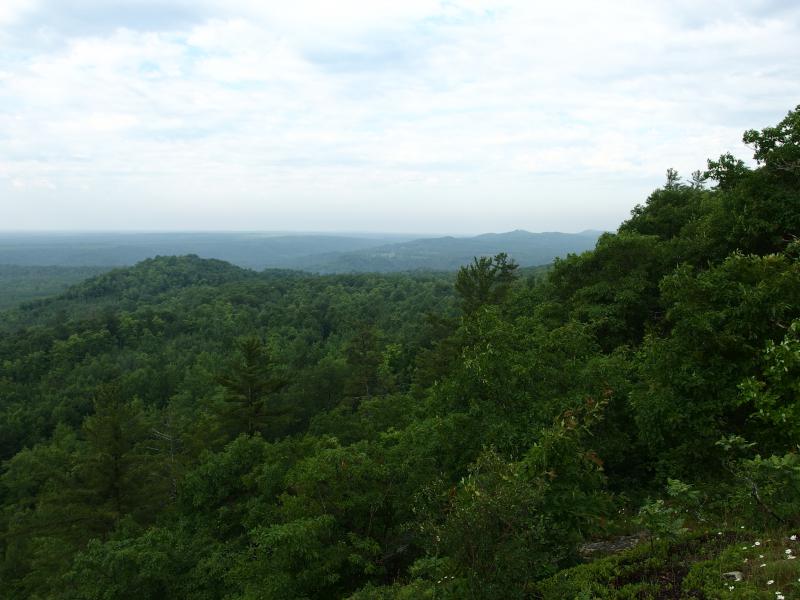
[0,107,799,599]
[0,266,111,310]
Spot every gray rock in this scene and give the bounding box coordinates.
[579,533,647,559]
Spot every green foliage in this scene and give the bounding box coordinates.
[533,531,785,599]
[454,252,519,314]
[409,401,610,598]
[63,527,193,600]
[633,479,703,547]
[214,336,288,439]
[635,499,686,544]
[741,318,800,444]
[631,251,800,476]
[681,531,800,599]
[549,232,668,349]
[743,104,800,176]
[0,265,110,311]
[705,151,751,191]
[716,435,800,527]
[239,515,353,599]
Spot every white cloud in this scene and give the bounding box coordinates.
[0,0,38,26]
[1,0,798,232]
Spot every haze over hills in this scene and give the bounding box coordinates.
[295,230,603,272]
[0,230,603,272]
[0,232,414,270]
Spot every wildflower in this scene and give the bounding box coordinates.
[760,554,764,558]
[788,555,796,560]
[790,535,797,541]
[760,563,767,567]
[786,549,792,554]
[767,579,774,585]
[755,541,762,546]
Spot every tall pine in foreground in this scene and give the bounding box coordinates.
[214,337,287,440]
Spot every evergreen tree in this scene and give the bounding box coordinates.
[455,252,519,315]
[215,337,287,438]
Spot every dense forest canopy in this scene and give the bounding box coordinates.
[0,107,799,598]
[0,266,111,311]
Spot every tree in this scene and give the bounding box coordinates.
[665,167,681,189]
[78,387,158,530]
[704,152,749,190]
[215,337,287,438]
[743,104,800,176]
[344,326,382,399]
[454,253,519,315]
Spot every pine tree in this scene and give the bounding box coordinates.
[215,337,287,438]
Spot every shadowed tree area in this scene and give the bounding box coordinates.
[215,337,288,439]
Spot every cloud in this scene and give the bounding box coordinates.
[1,1,799,232]
[10,0,207,34]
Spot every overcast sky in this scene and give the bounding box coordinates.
[1,1,798,233]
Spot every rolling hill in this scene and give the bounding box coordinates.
[296,230,603,272]
[0,230,602,273]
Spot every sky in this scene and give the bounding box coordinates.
[0,1,798,234]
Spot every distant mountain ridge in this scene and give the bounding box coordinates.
[0,232,407,269]
[295,230,603,273]
[0,230,603,273]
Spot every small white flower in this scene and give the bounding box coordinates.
[755,541,762,546]
[718,531,723,535]
[767,579,774,585]
[790,534,797,541]
[788,555,796,560]
[742,546,748,550]
[760,554,765,558]
[786,549,793,554]
[728,585,734,590]
[761,563,767,567]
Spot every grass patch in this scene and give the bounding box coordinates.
[534,529,800,599]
